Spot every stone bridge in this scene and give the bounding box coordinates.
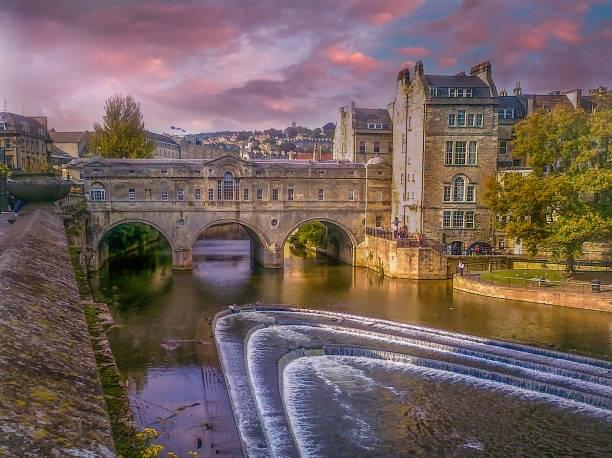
[77,156,391,270]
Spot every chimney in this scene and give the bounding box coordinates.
[454,71,466,77]
[414,60,424,76]
[499,87,508,96]
[469,60,497,96]
[350,101,356,111]
[512,82,522,96]
[397,67,410,86]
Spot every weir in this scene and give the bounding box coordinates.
[214,307,612,457]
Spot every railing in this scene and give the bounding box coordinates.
[460,272,612,297]
[365,227,445,252]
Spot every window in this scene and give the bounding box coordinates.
[499,140,508,155]
[450,88,472,97]
[373,142,380,153]
[443,211,451,228]
[475,114,483,127]
[430,87,439,97]
[20,123,30,133]
[161,189,168,200]
[467,114,475,127]
[272,189,279,201]
[318,170,325,176]
[400,173,405,184]
[452,210,464,228]
[288,188,294,201]
[465,211,475,228]
[5,139,11,149]
[208,188,214,200]
[457,110,466,127]
[449,88,458,97]
[128,188,136,200]
[443,186,451,202]
[195,188,201,200]
[349,189,355,201]
[195,170,201,175]
[128,169,135,175]
[468,141,477,165]
[318,189,324,201]
[0,122,6,131]
[161,168,168,174]
[256,170,263,177]
[375,215,382,228]
[448,114,456,127]
[445,142,454,165]
[256,188,263,200]
[467,185,476,202]
[367,123,383,129]
[90,187,106,201]
[243,188,249,200]
[271,218,279,227]
[177,188,184,201]
[222,172,235,200]
[388,142,393,153]
[455,141,466,165]
[359,141,366,153]
[499,108,515,119]
[453,176,465,202]
[401,134,406,153]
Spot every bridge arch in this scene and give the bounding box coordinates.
[97,219,176,252]
[282,217,357,265]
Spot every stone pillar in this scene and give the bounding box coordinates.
[253,243,283,268]
[86,245,106,272]
[172,246,192,270]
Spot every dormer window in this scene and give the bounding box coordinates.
[430,87,439,97]
[499,108,515,119]
[0,123,6,131]
[367,123,383,129]
[20,123,30,133]
[449,88,472,98]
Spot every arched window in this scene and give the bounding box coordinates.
[453,176,465,202]
[89,182,106,201]
[218,172,236,201]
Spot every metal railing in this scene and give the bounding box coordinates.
[460,272,612,297]
[365,227,445,252]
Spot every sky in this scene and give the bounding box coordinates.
[1,0,610,133]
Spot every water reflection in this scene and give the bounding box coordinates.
[92,239,612,456]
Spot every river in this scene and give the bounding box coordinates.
[90,239,611,457]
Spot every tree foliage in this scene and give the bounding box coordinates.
[484,104,612,271]
[289,222,327,249]
[89,94,154,158]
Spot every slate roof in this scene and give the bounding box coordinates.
[0,112,50,139]
[49,130,89,143]
[353,108,392,129]
[425,75,488,88]
[498,96,526,116]
[145,131,180,146]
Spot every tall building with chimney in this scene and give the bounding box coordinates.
[389,61,499,254]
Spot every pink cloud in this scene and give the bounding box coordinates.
[438,56,458,67]
[326,46,379,73]
[397,47,430,57]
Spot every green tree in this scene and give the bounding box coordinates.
[89,94,154,158]
[288,222,327,249]
[484,105,612,272]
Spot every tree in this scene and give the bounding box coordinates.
[89,94,154,158]
[484,105,612,273]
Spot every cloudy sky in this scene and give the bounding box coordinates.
[1,0,610,133]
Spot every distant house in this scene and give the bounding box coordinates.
[0,112,52,171]
[145,131,181,159]
[332,102,393,163]
[49,130,91,158]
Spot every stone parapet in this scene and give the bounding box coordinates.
[0,204,115,456]
[453,274,611,313]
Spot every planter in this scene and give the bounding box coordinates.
[7,173,72,202]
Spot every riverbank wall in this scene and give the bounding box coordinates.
[453,274,611,313]
[355,235,449,279]
[0,204,115,456]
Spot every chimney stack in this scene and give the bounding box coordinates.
[499,87,508,96]
[350,101,356,111]
[513,82,522,96]
[469,60,497,96]
[414,60,424,76]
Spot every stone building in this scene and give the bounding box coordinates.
[333,102,393,164]
[146,131,181,159]
[49,130,91,158]
[0,112,51,170]
[389,61,499,254]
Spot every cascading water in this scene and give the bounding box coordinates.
[215,307,612,457]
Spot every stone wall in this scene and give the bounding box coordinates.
[355,235,449,279]
[0,204,114,456]
[453,274,611,312]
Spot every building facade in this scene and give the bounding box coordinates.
[49,130,91,158]
[389,61,499,253]
[146,131,181,159]
[333,102,393,164]
[0,112,51,171]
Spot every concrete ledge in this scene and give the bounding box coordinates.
[0,204,115,456]
[453,275,612,313]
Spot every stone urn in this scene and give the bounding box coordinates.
[7,173,72,202]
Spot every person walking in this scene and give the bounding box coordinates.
[458,261,465,276]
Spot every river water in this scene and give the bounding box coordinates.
[91,239,611,457]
